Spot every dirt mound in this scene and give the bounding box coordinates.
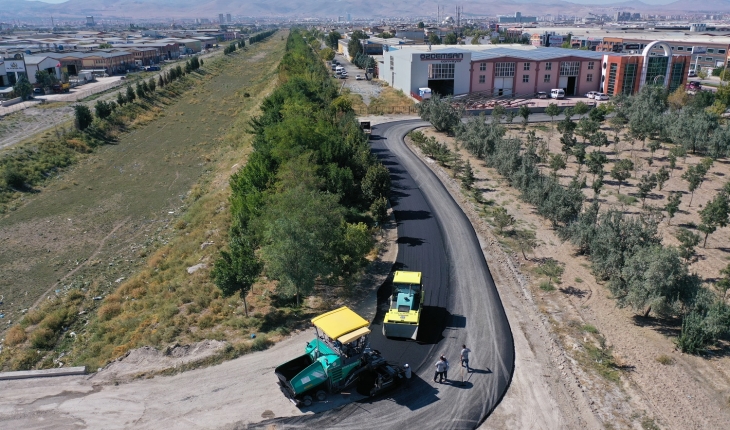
[93,340,226,383]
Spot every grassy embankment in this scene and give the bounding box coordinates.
[0,31,286,371]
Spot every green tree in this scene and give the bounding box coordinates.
[682,165,703,206]
[444,32,458,44]
[589,131,609,148]
[516,229,538,260]
[493,206,515,233]
[73,104,93,131]
[545,103,560,125]
[370,196,388,225]
[717,263,730,297]
[589,106,606,123]
[211,237,261,316]
[586,150,607,180]
[94,100,113,119]
[573,101,590,116]
[576,118,599,142]
[327,31,341,49]
[611,158,633,194]
[148,77,156,92]
[675,228,701,261]
[34,70,58,88]
[417,21,425,28]
[361,163,391,201]
[98,42,113,49]
[537,259,564,288]
[136,82,145,99]
[637,172,657,206]
[549,153,566,177]
[609,245,700,317]
[126,85,136,102]
[116,91,126,106]
[13,75,32,100]
[417,94,462,133]
[428,32,441,45]
[519,104,530,130]
[260,188,344,307]
[319,47,335,61]
[655,166,670,190]
[698,191,729,247]
[665,191,682,225]
[461,159,475,190]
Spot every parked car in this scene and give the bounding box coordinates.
[536,91,547,99]
[688,70,697,77]
[33,88,45,95]
[550,88,565,99]
[338,74,347,79]
[687,81,702,90]
[356,74,363,80]
[585,91,597,99]
[594,93,609,101]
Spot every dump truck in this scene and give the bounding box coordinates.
[383,271,423,340]
[275,306,405,407]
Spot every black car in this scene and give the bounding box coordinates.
[33,88,45,95]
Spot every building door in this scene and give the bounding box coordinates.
[493,77,513,96]
[566,76,577,96]
[428,79,454,96]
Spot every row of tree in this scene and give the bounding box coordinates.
[212,29,390,312]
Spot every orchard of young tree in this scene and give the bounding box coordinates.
[420,86,730,354]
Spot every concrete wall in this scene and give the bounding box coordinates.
[513,61,534,95]
[577,59,601,95]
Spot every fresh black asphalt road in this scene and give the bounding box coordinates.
[256,119,514,429]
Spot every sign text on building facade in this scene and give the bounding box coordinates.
[420,53,463,63]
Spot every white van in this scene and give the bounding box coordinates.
[550,89,565,99]
[335,66,344,75]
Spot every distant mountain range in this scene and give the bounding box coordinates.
[2,0,730,21]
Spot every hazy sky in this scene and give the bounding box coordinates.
[29,0,681,4]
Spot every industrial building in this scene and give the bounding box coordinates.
[380,44,605,98]
[380,42,689,99]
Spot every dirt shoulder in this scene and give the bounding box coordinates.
[406,125,730,429]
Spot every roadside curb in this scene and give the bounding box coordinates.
[0,366,86,381]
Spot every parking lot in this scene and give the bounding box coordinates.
[331,53,384,104]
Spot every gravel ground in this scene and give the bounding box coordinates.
[332,52,382,104]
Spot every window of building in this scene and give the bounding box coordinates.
[390,56,394,70]
[607,63,618,95]
[522,74,529,83]
[494,62,515,77]
[719,49,727,54]
[480,62,486,71]
[706,57,713,61]
[544,74,551,82]
[479,75,485,83]
[545,62,552,70]
[621,63,637,95]
[587,73,593,82]
[677,46,684,51]
[428,63,455,79]
[559,61,580,76]
[588,61,594,70]
[523,62,530,71]
[707,48,714,53]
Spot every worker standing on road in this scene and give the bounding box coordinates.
[461,344,471,372]
[434,356,447,383]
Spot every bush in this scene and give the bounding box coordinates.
[98,302,122,321]
[3,165,26,189]
[30,327,57,349]
[370,196,389,225]
[5,326,27,346]
[539,280,555,291]
[655,354,675,365]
